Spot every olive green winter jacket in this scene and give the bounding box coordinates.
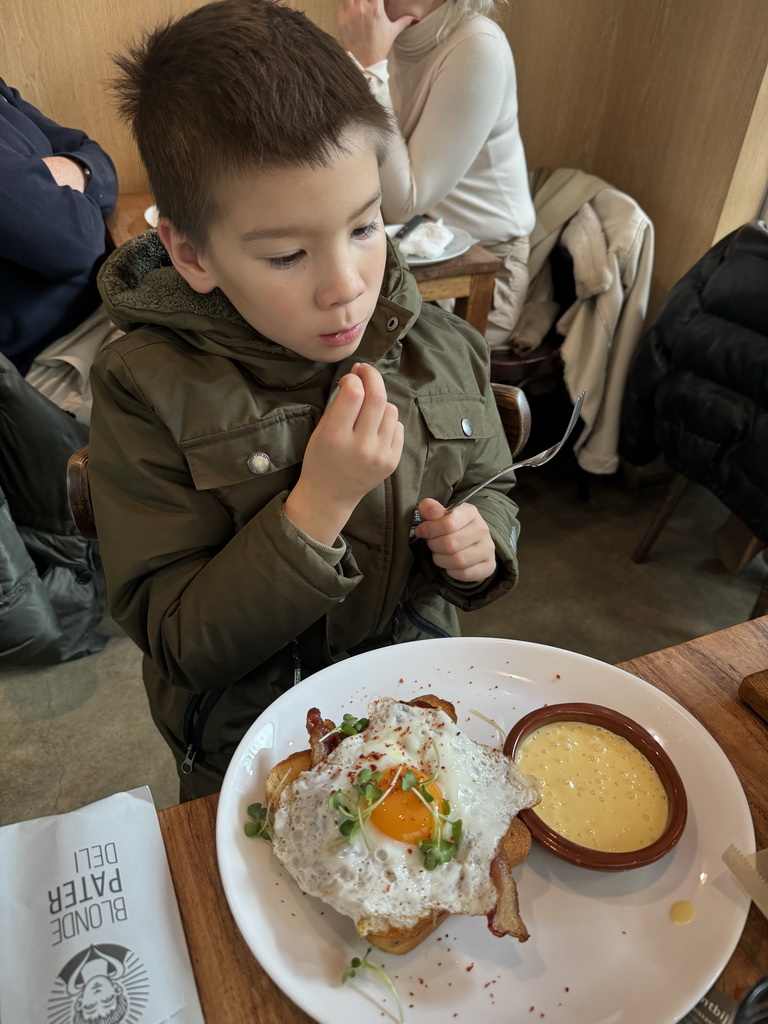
[91,231,520,796]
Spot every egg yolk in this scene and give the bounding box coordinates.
[369,766,443,844]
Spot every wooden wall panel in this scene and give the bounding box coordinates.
[499,0,768,313]
[0,0,336,192]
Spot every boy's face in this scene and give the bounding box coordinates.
[171,129,387,363]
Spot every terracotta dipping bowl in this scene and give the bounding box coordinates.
[503,702,688,871]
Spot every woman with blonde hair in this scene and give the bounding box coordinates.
[338,0,535,348]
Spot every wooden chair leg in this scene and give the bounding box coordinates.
[750,552,768,619]
[631,473,688,563]
[712,513,765,573]
[750,578,768,619]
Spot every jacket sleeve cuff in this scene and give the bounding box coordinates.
[281,504,346,568]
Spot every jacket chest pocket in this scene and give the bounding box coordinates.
[180,406,317,528]
[415,395,498,498]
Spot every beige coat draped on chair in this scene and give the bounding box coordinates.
[520,168,654,475]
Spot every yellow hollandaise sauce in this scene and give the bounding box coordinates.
[515,721,669,852]
[669,900,696,925]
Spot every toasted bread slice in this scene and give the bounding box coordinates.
[403,694,458,724]
[364,908,450,954]
[500,814,532,868]
[264,749,312,806]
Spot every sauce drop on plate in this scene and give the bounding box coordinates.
[515,721,669,852]
[669,900,696,924]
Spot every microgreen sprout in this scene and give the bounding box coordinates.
[404,740,462,870]
[469,706,507,745]
[243,767,291,841]
[342,947,403,1023]
[328,766,402,850]
[244,802,273,842]
[419,815,463,870]
[325,714,370,739]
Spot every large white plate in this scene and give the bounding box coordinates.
[386,224,474,266]
[216,637,753,1024]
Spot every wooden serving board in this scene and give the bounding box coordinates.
[739,669,768,724]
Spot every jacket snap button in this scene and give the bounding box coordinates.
[386,316,399,332]
[461,418,474,437]
[247,452,271,474]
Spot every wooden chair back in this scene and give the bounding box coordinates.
[65,384,531,540]
[66,444,97,539]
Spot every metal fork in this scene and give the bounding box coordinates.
[413,389,585,524]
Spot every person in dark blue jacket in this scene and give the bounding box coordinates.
[0,78,119,420]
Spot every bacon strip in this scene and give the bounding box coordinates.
[305,707,342,764]
[487,850,529,941]
[486,819,531,941]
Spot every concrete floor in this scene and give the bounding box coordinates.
[1,457,764,828]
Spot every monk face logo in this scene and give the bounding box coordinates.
[47,944,148,1024]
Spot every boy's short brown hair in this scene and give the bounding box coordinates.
[113,0,392,252]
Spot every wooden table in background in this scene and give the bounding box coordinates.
[157,617,768,1023]
[106,192,501,335]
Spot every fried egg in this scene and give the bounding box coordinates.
[271,697,540,935]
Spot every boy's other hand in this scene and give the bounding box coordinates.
[414,498,497,584]
[284,363,404,545]
[338,0,416,68]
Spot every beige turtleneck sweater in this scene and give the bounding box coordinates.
[363,7,535,247]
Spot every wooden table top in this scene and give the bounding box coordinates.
[158,617,768,1022]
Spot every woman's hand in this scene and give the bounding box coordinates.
[414,498,497,584]
[285,363,404,545]
[338,0,415,68]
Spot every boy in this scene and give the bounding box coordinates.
[90,0,521,798]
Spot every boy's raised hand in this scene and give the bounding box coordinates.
[284,363,404,545]
[414,498,497,584]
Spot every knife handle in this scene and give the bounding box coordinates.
[393,214,424,240]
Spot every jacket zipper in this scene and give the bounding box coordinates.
[292,639,302,686]
[399,600,453,640]
[181,690,226,775]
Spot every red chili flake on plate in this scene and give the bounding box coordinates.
[466,964,474,972]
[555,674,561,679]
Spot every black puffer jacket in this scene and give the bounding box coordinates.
[620,220,768,544]
[0,355,107,664]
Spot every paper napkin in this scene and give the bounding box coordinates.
[0,787,203,1024]
[398,219,454,260]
